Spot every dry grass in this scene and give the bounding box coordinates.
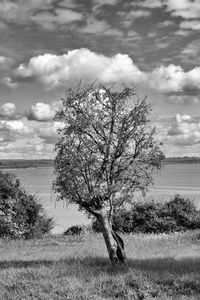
[0,230,200,299]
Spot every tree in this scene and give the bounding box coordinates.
[53,85,164,264]
[0,171,54,239]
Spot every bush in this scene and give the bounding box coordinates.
[63,224,93,235]
[63,225,84,235]
[92,195,200,234]
[0,170,54,239]
[163,195,198,230]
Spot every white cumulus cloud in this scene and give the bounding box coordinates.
[167,114,200,146]
[1,120,30,133]
[0,103,22,120]
[150,65,200,93]
[0,120,31,143]
[28,100,62,122]
[180,20,200,31]
[15,48,200,95]
[0,103,16,118]
[16,48,146,88]
[166,0,200,19]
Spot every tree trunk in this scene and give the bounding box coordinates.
[98,214,127,264]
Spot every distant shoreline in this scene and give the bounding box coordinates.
[1,157,200,169]
[0,159,54,169]
[164,157,200,164]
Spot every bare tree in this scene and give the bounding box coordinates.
[53,85,164,264]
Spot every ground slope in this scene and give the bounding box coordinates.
[0,231,200,299]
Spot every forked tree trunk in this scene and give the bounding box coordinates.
[98,214,127,264]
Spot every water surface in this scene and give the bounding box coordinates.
[9,164,200,233]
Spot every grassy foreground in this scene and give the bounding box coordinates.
[0,231,200,299]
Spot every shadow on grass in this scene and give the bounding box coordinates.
[0,256,200,275]
[127,257,200,275]
[0,260,54,269]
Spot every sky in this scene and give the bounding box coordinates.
[0,0,200,159]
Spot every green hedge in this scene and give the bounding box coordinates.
[92,195,200,234]
[0,170,54,239]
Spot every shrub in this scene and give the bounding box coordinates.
[0,170,54,239]
[63,225,84,235]
[63,224,93,235]
[92,195,200,234]
[163,195,198,230]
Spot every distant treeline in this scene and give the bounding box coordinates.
[0,157,200,169]
[0,159,54,169]
[164,157,200,164]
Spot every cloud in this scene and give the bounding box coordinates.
[0,1,31,23]
[0,0,54,15]
[119,9,151,27]
[59,0,78,9]
[133,0,199,19]
[166,0,200,19]
[31,8,83,30]
[28,100,62,122]
[0,21,7,31]
[132,0,200,31]
[0,103,22,120]
[0,56,13,70]
[0,120,31,143]
[1,120,30,133]
[0,57,16,88]
[157,20,175,28]
[0,77,18,88]
[167,114,200,146]
[79,17,123,36]
[16,48,146,88]
[37,121,65,144]
[166,95,200,105]
[128,9,151,18]
[0,0,53,22]
[153,41,171,50]
[132,0,163,9]
[181,40,200,57]
[0,117,63,157]
[150,65,184,92]
[180,20,200,31]
[0,138,54,159]
[15,48,200,95]
[93,0,118,6]
[177,40,200,66]
[92,0,118,13]
[149,65,200,94]
[0,0,82,29]
[153,114,200,156]
[0,103,16,116]
[174,29,192,36]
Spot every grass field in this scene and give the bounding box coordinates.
[0,230,200,299]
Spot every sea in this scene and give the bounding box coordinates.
[8,164,200,234]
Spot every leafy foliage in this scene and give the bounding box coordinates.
[54,85,164,217]
[0,170,54,239]
[93,195,200,233]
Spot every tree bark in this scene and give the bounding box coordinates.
[98,214,127,264]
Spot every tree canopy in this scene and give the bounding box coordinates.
[54,85,163,214]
